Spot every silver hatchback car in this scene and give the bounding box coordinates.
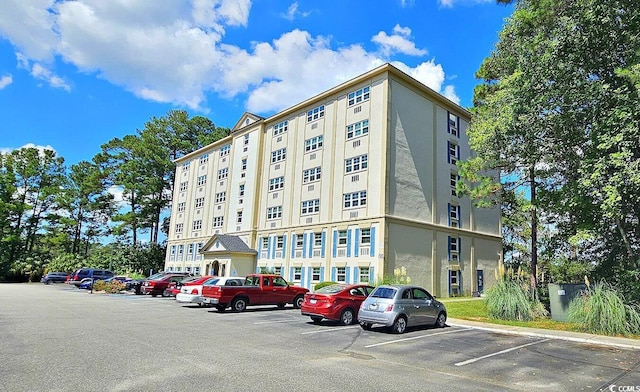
[358,285,447,334]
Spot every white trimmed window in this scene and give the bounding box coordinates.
[348,86,370,106]
[195,197,204,209]
[179,181,188,192]
[301,199,320,215]
[220,144,231,157]
[307,105,325,122]
[213,216,224,228]
[215,192,226,203]
[199,154,209,165]
[303,167,321,183]
[269,176,285,191]
[271,148,286,163]
[197,175,207,186]
[345,154,368,173]
[448,141,460,165]
[360,228,371,244]
[267,206,282,220]
[338,230,347,246]
[305,135,323,152]
[177,202,185,212]
[182,161,190,171]
[312,267,321,281]
[314,232,322,247]
[187,244,194,255]
[336,267,346,282]
[296,235,304,249]
[261,237,269,250]
[273,120,288,136]
[218,168,229,180]
[274,266,282,275]
[346,119,369,139]
[451,172,459,197]
[359,267,370,283]
[241,158,247,171]
[239,184,245,197]
[244,134,250,146]
[276,236,284,249]
[344,191,367,208]
[294,267,302,281]
[448,112,459,137]
[175,223,183,234]
[236,211,243,224]
[193,220,202,230]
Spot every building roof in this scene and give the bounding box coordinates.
[201,234,258,254]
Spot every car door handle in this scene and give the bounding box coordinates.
[414,305,420,309]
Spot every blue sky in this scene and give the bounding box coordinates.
[0,0,513,167]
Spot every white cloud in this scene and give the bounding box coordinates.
[0,143,57,156]
[371,24,427,57]
[438,0,493,8]
[0,74,12,89]
[0,1,460,112]
[281,2,312,21]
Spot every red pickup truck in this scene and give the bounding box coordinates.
[201,274,309,312]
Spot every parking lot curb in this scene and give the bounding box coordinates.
[447,318,640,351]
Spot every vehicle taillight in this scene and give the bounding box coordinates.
[191,288,199,295]
[385,304,394,312]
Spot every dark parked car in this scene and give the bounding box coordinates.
[41,272,70,284]
[141,273,191,297]
[68,268,115,287]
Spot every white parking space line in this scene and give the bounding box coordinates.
[252,319,303,325]
[454,338,550,366]
[364,328,472,348]
[301,326,361,335]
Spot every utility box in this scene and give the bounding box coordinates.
[548,283,587,322]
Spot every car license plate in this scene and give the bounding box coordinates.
[310,299,317,304]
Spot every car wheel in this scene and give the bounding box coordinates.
[231,297,247,312]
[311,316,323,324]
[435,312,447,328]
[340,309,355,325]
[359,322,372,330]
[293,295,304,309]
[277,303,286,308]
[216,305,226,312]
[391,316,407,334]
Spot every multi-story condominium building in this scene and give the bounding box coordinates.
[164,63,501,297]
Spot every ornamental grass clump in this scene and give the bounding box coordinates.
[568,279,640,336]
[485,264,547,321]
[377,266,411,286]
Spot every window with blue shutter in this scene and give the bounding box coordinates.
[346,229,352,257]
[332,230,338,257]
[354,228,360,257]
[345,267,351,283]
[302,233,307,259]
[354,267,360,283]
[370,227,376,256]
[331,267,337,281]
[289,267,294,281]
[369,267,375,284]
[321,231,326,258]
[291,234,296,258]
[308,233,314,258]
[282,234,286,259]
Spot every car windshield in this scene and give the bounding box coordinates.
[315,284,346,294]
[203,278,220,286]
[147,272,166,280]
[370,287,397,299]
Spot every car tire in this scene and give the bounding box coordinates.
[359,322,372,330]
[231,297,247,312]
[216,305,226,312]
[391,316,407,334]
[435,312,447,328]
[340,308,355,325]
[293,295,304,309]
[311,316,323,324]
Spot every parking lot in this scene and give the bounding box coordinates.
[1,284,638,392]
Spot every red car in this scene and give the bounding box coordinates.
[163,276,206,297]
[141,273,190,297]
[301,284,375,325]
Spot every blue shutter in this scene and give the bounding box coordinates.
[320,266,325,282]
[302,233,307,259]
[308,233,314,258]
[447,203,452,226]
[282,234,286,259]
[321,231,326,258]
[289,267,294,281]
[447,141,451,163]
[354,228,360,257]
[345,267,351,284]
[291,234,296,258]
[369,267,375,284]
[447,236,451,261]
[332,230,337,258]
[458,238,462,263]
[354,267,360,283]
[457,205,462,228]
[300,267,306,286]
[267,236,272,259]
[370,227,376,257]
[255,266,261,273]
[331,267,337,281]
[257,237,262,258]
[346,229,352,257]
[306,267,312,288]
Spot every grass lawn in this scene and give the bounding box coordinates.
[441,298,592,333]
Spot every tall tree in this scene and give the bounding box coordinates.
[460,0,640,293]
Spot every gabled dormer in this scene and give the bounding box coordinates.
[231,112,264,133]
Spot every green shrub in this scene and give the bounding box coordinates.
[314,281,338,291]
[568,280,640,336]
[485,265,548,321]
